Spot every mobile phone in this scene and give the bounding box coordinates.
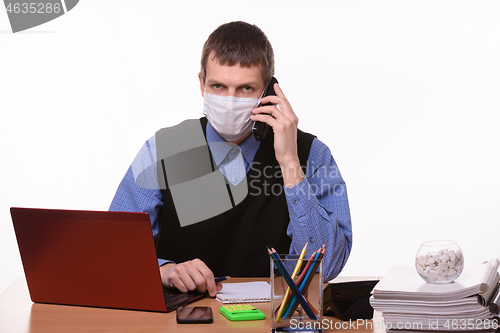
[252,77,278,141]
[176,306,213,324]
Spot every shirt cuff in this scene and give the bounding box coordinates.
[284,176,319,219]
[158,259,175,266]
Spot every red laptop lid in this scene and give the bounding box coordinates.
[10,207,168,312]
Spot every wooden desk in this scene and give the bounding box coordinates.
[0,277,385,332]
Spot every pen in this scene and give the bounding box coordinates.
[215,276,231,283]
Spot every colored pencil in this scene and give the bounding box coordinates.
[215,276,231,283]
[283,245,325,318]
[276,249,318,318]
[275,243,308,322]
[268,247,317,320]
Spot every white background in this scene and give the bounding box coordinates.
[1,1,499,295]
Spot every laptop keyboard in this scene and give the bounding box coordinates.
[162,287,208,311]
[163,292,186,303]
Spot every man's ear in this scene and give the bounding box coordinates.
[198,72,205,97]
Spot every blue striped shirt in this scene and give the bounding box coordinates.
[109,121,352,280]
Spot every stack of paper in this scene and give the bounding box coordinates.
[370,259,500,333]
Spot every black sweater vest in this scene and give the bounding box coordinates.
[155,117,315,277]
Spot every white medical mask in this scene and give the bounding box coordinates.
[203,92,261,142]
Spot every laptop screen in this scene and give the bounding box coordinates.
[11,207,170,312]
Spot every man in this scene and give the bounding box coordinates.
[110,21,352,298]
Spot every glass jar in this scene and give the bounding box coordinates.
[415,240,464,284]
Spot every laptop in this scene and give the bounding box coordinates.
[10,207,207,312]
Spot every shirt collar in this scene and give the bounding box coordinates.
[206,121,261,167]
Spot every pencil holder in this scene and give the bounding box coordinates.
[270,254,323,332]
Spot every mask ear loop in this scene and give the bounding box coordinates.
[257,86,277,118]
[249,89,267,124]
[257,87,266,105]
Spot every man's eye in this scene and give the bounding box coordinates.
[213,84,222,89]
[243,86,252,92]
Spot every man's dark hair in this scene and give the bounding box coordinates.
[200,21,274,85]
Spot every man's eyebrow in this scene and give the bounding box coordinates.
[238,81,260,87]
[206,79,222,85]
[206,79,260,87]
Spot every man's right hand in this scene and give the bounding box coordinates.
[159,259,222,297]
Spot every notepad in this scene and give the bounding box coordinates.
[216,282,272,304]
